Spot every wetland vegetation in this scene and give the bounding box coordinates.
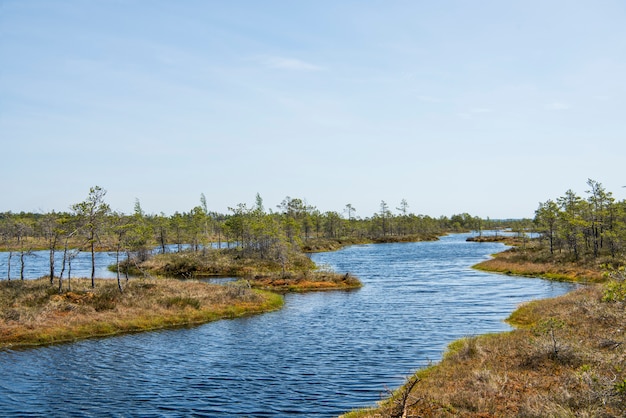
[344,179,626,417]
[2,179,626,416]
[0,277,283,349]
[343,277,626,417]
[0,188,494,348]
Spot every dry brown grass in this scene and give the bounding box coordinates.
[342,284,626,418]
[248,271,362,292]
[0,278,283,349]
[473,246,605,283]
[134,248,363,291]
[301,235,441,253]
[136,247,316,278]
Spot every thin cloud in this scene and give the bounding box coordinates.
[458,107,493,119]
[417,95,444,103]
[470,107,492,113]
[261,56,325,71]
[545,101,571,110]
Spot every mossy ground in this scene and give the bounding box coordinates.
[247,271,361,292]
[1,243,364,348]
[131,246,364,292]
[0,278,283,349]
[473,242,606,283]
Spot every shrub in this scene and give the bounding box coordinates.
[534,317,565,360]
[603,280,626,302]
[161,296,201,309]
[615,379,626,395]
[91,289,119,312]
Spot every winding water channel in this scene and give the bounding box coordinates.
[0,234,577,417]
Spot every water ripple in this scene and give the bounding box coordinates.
[0,234,576,417]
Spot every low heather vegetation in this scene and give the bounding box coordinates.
[0,278,283,349]
[344,278,626,417]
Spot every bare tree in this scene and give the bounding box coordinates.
[397,198,409,216]
[15,221,33,281]
[1,219,15,281]
[344,203,356,220]
[40,212,63,285]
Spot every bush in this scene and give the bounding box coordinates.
[603,280,626,302]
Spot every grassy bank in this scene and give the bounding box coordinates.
[129,246,363,292]
[343,282,626,417]
[0,278,283,349]
[342,239,625,417]
[473,242,606,283]
[248,271,361,292]
[1,241,364,348]
[301,234,441,253]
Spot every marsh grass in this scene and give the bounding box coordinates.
[0,278,283,349]
[136,247,316,278]
[300,234,441,253]
[473,245,605,283]
[342,284,626,417]
[248,271,362,292]
[133,248,363,292]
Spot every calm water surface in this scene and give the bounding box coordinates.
[0,234,577,417]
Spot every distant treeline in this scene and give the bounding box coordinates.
[534,179,626,262]
[0,187,521,280]
[0,189,514,253]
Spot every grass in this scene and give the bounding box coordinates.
[342,240,626,417]
[473,243,606,283]
[247,271,362,292]
[129,246,364,292]
[0,278,283,349]
[134,247,316,278]
[1,243,364,348]
[342,283,626,417]
[301,234,441,253]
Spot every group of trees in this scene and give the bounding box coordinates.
[534,179,626,261]
[1,186,509,289]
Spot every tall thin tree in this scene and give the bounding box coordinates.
[71,186,110,288]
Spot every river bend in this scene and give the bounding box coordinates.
[0,234,576,417]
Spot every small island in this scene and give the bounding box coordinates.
[3,190,479,348]
[0,238,364,349]
[125,240,363,292]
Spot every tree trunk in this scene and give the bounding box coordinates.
[90,238,96,288]
[20,251,25,280]
[116,246,123,293]
[68,256,73,291]
[49,246,55,285]
[59,241,69,293]
[7,251,12,281]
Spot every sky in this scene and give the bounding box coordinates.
[1,0,625,219]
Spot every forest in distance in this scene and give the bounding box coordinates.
[3,181,626,416]
[0,187,508,280]
[342,179,626,417]
[2,179,625,285]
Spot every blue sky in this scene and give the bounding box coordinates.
[1,1,625,219]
